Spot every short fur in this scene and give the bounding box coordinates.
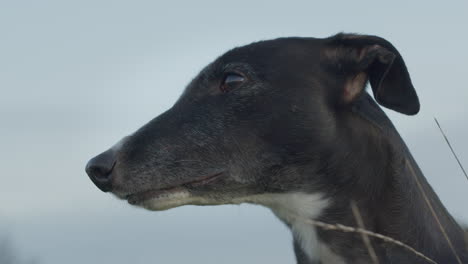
[86,33,468,263]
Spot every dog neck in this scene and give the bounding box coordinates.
[241,192,345,263]
[249,95,467,263]
[306,94,468,263]
[253,138,467,263]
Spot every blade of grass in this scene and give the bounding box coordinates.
[350,201,380,264]
[406,159,463,264]
[290,214,438,264]
[434,117,468,181]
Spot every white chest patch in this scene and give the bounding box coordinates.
[238,192,344,263]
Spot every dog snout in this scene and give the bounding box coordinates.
[85,149,116,192]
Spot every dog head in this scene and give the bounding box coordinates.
[86,33,419,211]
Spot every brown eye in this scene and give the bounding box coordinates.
[220,73,245,92]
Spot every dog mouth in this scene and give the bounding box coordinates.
[125,172,224,207]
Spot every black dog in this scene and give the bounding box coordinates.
[86,33,468,263]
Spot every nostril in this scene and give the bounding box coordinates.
[85,150,116,192]
[86,163,113,181]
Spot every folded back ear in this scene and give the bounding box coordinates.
[322,33,420,115]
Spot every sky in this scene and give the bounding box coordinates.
[0,1,467,263]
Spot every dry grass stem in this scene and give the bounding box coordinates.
[434,117,468,181]
[292,214,438,264]
[350,201,380,264]
[406,159,463,264]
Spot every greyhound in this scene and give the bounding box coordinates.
[85,33,468,263]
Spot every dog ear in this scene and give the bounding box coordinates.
[323,33,420,115]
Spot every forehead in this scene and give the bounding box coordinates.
[175,38,337,139]
[212,37,324,72]
[181,37,325,98]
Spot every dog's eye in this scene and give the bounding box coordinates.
[220,73,245,92]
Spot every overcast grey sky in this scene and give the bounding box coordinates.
[1,1,467,263]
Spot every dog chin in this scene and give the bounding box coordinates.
[128,190,230,211]
[135,189,192,211]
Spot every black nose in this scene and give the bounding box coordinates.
[85,150,116,192]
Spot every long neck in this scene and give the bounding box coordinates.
[374,154,466,263]
[316,94,468,263]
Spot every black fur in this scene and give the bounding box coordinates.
[86,33,468,263]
